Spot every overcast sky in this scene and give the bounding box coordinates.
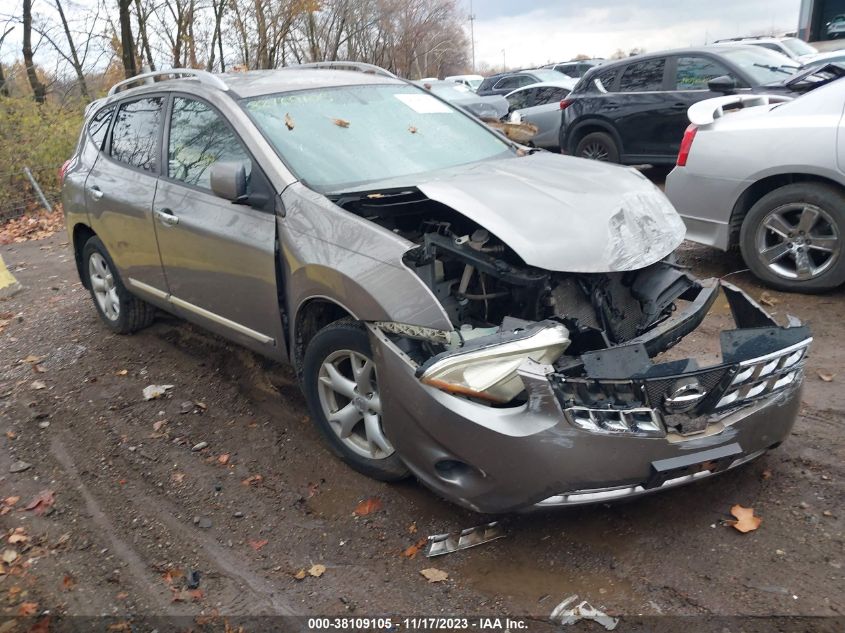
[466,0,802,69]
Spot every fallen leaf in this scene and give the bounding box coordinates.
[759,292,778,307]
[728,504,762,533]
[818,371,835,382]
[172,588,204,602]
[171,472,185,484]
[402,537,428,559]
[308,564,326,577]
[5,431,15,440]
[152,419,167,432]
[293,569,306,580]
[2,549,18,564]
[306,481,319,498]
[217,453,230,465]
[8,528,28,544]
[33,364,46,374]
[408,125,418,134]
[332,118,350,128]
[30,380,47,390]
[284,113,295,130]
[4,497,20,507]
[23,490,55,516]
[420,568,448,583]
[116,369,128,376]
[108,621,130,631]
[249,539,269,551]
[115,593,129,600]
[62,574,76,591]
[17,602,38,616]
[241,474,263,486]
[162,568,184,585]
[143,384,174,400]
[408,522,417,534]
[353,497,383,516]
[22,355,40,364]
[761,469,773,480]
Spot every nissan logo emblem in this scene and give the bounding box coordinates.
[664,379,706,414]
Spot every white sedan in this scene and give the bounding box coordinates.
[665,72,845,292]
[504,79,577,150]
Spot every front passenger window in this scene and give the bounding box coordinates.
[168,97,251,190]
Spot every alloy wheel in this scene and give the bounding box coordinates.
[581,142,609,161]
[755,203,840,281]
[88,252,120,321]
[316,349,394,460]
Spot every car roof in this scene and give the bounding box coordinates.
[104,68,404,102]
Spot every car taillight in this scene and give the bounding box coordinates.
[59,159,72,184]
[559,99,573,110]
[676,125,698,167]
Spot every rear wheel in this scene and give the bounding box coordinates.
[740,183,845,293]
[302,320,409,481]
[82,236,156,333]
[575,131,620,163]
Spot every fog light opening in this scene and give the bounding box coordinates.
[434,459,483,485]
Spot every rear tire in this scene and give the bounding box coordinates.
[82,236,156,333]
[575,131,620,163]
[739,183,845,293]
[302,319,410,482]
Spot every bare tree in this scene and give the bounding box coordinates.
[134,0,156,70]
[0,26,13,97]
[118,0,138,77]
[22,0,47,102]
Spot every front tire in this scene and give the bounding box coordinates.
[82,236,156,333]
[575,131,620,163]
[739,183,845,293]
[302,320,409,482]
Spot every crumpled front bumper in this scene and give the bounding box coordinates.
[369,280,811,514]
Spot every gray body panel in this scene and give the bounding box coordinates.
[515,102,566,149]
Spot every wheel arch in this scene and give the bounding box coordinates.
[729,173,845,249]
[71,222,97,289]
[292,295,357,376]
[565,118,624,156]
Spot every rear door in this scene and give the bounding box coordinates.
[85,95,168,295]
[152,94,285,357]
[613,57,673,158]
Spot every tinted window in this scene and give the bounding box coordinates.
[674,56,732,90]
[753,42,781,52]
[618,59,666,92]
[506,88,532,110]
[555,64,578,77]
[593,68,618,92]
[494,76,523,91]
[534,86,570,104]
[88,107,113,151]
[168,97,251,190]
[110,97,162,171]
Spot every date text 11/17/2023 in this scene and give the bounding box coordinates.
[306,617,530,630]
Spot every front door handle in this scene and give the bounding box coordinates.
[88,185,104,201]
[154,208,179,227]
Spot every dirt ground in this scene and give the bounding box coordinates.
[1,219,844,630]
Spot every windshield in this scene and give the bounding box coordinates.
[781,37,817,57]
[467,79,483,90]
[245,84,512,191]
[718,47,800,84]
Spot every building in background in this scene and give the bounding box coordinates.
[799,0,845,41]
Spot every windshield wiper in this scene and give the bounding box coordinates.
[753,62,793,75]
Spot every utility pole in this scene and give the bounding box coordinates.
[501,48,506,72]
[469,0,476,72]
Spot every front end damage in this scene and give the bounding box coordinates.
[364,235,810,512]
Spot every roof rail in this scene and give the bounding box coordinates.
[290,61,397,79]
[107,68,229,96]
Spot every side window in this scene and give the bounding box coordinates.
[674,56,733,90]
[110,97,163,171]
[618,59,666,92]
[493,76,520,91]
[755,42,780,52]
[506,89,531,111]
[168,97,251,190]
[88,107,113,151]
[593,68,618,92]
[518,75,536,87]
[534,87,565,105]
[548,87,571,101]
[557,64,578,78]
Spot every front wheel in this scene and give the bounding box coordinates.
[302,320,409,481]
[574,131,620,163]
[740,183,845,293]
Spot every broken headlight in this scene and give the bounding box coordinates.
[419,323,570,403]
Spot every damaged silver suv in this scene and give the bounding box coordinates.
[62,64,811,513]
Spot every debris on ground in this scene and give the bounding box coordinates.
[402,537,428,559]
[24,489,55,515]
[419,568,448,583]
[818,371,835,382]
[249,539,269,551]
[186,570,201,589]
[353,497,383,516]
[0,209,65,244]
[426,522,505,557]
[727,504,762,533]
[9,460,32,473]
[759,292,779,307]
[142,384,174,400]
[549,595,618,630]
[308,564,326,578]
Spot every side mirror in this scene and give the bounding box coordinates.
[708,75,736,94]
[210,161,248,202]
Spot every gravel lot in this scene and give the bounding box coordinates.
[1,223,843,630]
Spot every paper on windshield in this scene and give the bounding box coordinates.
[394,93,452,114]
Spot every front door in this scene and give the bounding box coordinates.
[152,95,285,358]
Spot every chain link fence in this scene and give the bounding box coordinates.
[0,164,63,222]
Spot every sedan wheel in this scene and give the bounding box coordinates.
[755,203,840,281]
[88,251,121,321]
[317,349,394,460]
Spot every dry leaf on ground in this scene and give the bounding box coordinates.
[62,574,76,591]
[818,371,835,382]
[308,564,326,577]
[242,474,263,486]
[248,539,269,551]
[24,490,55,516]
[172,588,204,602]
[2,549,18,563]
[143,384,174,400]
[353,497,383,516]
[293,569,307,580]
[116,369,128,376]
[759,292,779,307]
[31,380,46,390]
[420,568,448,583]
[8,528,28,544]
[403,537,428,559]
[728,504,762,533]
[16,602,38,616]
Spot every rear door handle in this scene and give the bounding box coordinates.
[155,208,179,227]
[88,185,103,201]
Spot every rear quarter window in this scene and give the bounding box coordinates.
[87,107,113,151]
[110,97,163,172]
[618,58,666,92]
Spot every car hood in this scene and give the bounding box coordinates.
[337,153,685,273]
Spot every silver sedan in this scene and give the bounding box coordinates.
[665,76,845,292]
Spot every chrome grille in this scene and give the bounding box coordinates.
[715,338,811,410]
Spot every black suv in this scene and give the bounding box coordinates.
[559,45,799,164]
[476,69,567,96]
